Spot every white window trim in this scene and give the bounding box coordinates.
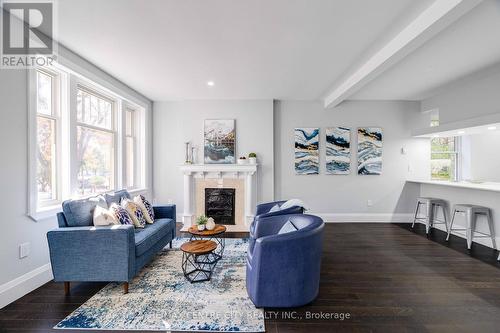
[28,59,150,221]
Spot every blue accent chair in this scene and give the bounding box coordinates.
[255,200,305,220]
[47,190,176,294]
[246,214,324,308]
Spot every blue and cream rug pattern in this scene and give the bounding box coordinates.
[55,238,265,332]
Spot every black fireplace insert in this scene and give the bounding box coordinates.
[205,188,236,225]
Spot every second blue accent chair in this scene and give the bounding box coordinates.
[246,213,324,308]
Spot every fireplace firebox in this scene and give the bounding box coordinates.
[205,188,236,225]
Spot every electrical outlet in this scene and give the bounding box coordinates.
[19,242,30,259]
[167,198,173,205]
[367,200,373,207]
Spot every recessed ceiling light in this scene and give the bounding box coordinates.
[458,130,465,134]
[488,126,497,130]
[207,81,215,87]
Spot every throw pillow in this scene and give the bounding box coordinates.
[109,203,133,225]
[278,220,298,234]
[280,199,310,211]
[93,205,119,226]
[133,195,154,224]
[140,195,155,221]
[268,204,281,213]
[121,199,147,228]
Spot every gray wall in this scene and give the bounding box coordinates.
[274,100,426,218]
[152,100,274,214]
[0,45,152,306]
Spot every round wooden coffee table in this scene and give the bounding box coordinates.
[181,240,217,283]
[188,225,227,261]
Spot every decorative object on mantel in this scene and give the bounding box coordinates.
[206,217,215,230]
[184,141,192,164]
[190,145,197,164]
[326,127,351,175]
[204,119,235,164]
[357,127,383,175]
[294,128,319,175]
[195,215,208,231]
[248,152,257,164]
[237,156,247,164]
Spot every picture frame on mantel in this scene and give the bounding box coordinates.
[204,119,236,164]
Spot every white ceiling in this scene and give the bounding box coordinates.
[351,0,500,101]
[53,0,422,101]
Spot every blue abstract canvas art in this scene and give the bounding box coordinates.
[357,127,383,175]
[204,119,235,164]
[295,128,319,175]
[326,127,351,175]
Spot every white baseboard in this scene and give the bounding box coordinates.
[312,213,414,223]
[0,263,53,309]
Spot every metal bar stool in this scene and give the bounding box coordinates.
[412,197,449,234]
[447,204,496,250]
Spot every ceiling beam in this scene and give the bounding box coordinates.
[323,0,483,109]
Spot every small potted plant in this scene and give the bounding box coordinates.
[195,215,208,231]
[237,156,247,165]
[248,153,257,164]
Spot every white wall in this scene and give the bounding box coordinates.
[468,132,500,182]
[421,63,500,124]
[152,100,274,215]
[0,45,152,308]
[274,100,427,221]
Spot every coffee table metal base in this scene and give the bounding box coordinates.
[190,234,225,261]
[181,251,217,283]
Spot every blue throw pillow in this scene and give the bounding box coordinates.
[278,220,298,234]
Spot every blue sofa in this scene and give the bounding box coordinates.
[47,190,176,294]
[246,214,324,307]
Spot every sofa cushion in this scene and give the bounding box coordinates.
[62,195,107,227]
[104,190,131,206]
[134,218,174,257]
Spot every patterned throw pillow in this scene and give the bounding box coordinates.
[140,195,155,221]
[109,203,133,225]
[121,199,146,228]
[133,195,154,224]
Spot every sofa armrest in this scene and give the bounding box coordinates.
[153,204,176,220]
[47,225,135,282]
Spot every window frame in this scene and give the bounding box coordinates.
[28,63,149,221]
[430,136,461,182]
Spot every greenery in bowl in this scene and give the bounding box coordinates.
[195,215,208,225]
[248,153,257,158]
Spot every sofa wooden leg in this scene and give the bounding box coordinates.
[64,282,70,295]
[123,282,129,294]
[169,241,172,249]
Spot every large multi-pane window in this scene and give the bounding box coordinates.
[124,108,136,189]
[30,64,147,219]
[431,137,459,181]
[36,70,58,207]
[76,88,115,196]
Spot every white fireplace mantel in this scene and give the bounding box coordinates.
[179,164,258,231]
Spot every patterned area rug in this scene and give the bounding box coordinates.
[55,238,265,332]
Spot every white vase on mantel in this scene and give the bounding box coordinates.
[249,157,257,165]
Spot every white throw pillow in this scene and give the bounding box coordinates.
[133,195,154,224]
[280,199,309,211]
[93,205,119,226]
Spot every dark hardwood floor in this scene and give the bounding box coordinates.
[2,222,500,332]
